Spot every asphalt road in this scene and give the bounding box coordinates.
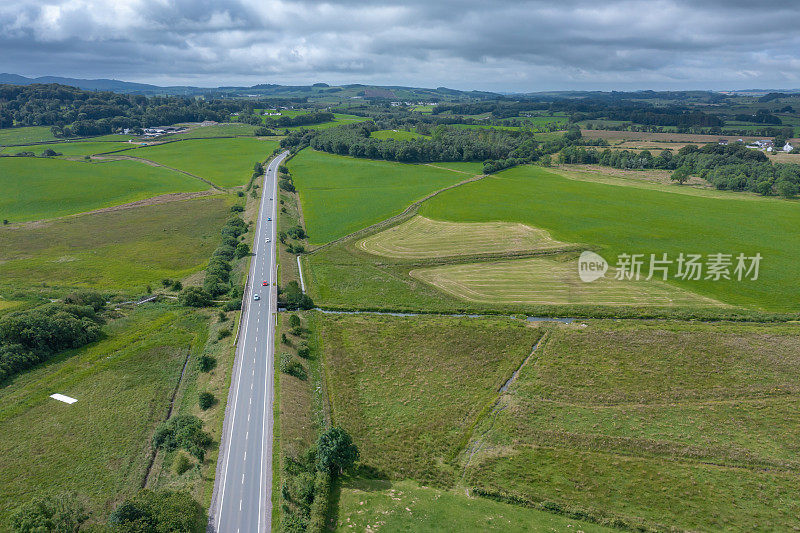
[210,150,289,533]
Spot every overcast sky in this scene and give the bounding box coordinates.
[2,0,800,92]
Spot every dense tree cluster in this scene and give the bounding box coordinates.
[558,142,800,196]
[266,111,334,128]
[0,292,105,382]
[9,494,88,533]
[151,415,212,461]
[0,83,276,137]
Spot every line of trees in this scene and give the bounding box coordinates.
[558,142,800,197]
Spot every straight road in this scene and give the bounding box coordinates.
[210,150,289,533]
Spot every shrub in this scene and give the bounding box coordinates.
[109,489,204,532]
[198,392,216,410]
[218,310,228,322]
[197,355,216,372]
[317,427,359,474]
[179,287,212,307]
[152,415,212,461]
[289,314,301,329]
[279,281,314,310]
[297,344,311,359]
[9,494,88,533]
[173,453,193,475]
[171,280,183,291]
[280,353,307,380]
[223,298,241,312]
[217,328,232,340]
[162,278,174,288]
[230,204,244,213]
[63,290,105,311]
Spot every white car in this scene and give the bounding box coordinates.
[265,237,271,243]
[253,294,260,301]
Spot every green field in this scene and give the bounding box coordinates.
[288,150,465,244]
[321,313,543,486]
[0,195,229,293]
[285,113,369,131]
[119,137,278,187]
[463,320,800,531]
[336,479,613,532]
[426,161,485,174]
[0,157,208,222]
[419,165,800,311]
[0,305,206,526]
[0,126,58,145]
[370,129,425,140]
[1,141,134,156]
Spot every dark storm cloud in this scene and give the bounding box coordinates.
[2,0,800,91]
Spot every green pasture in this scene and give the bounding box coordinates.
[0,126,58,145]
[1,141,133,157]
[0,157,208,223]
[0,195,229,293]
[464,320,800,531]
[120,137,278,187]
[419,165,800,311]
[288,150,464,244]
[168,123,260,139]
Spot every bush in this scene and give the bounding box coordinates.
[63,290,105,311]
[171,280,183,291]
[173,453,193,475]
[223,297,242,312]
[179,287,212,307]
[297,344,311,359]
[198,392,216,410]
[109,489,204,533]
[230,204,244,213]
[217,328,232,340]
[152,415,212,461]
[197,355,216,372]
[10,494,88,533]
[288,314,301,329]
[280,353,307,380]
[279,281,314,310]
[218,310,228,322]
[162,278,174,288]
[287,225,306,240]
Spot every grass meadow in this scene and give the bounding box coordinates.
[335,479,613,532]
[0,305,207,527]
[463,320,800,531]
[119,137,278,187]
[168,122,260,139]
[0,141,133,156]
[0,195,230,294]
[0,126,58,145]
[288,150,465,244]
[320,313,543,487]
[419,165,800,312]
[0,157,208,222]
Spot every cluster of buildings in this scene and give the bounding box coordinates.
[390,101,438,107]
[719,138,794,152]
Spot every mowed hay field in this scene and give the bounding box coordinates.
[336,479,613,532]
[410,256,724,307]
[0,195,229,292]
[0,305,206,526]
[120,137,278,187]
[420,165,800,311]
[463,321,800,531]
[0,157,208,222]
[357,215,572,259]
[288,150,465,244]
[320,313,544,486]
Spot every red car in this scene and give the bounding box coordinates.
[262,281,269,286]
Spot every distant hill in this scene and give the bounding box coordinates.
[0,73,500,100]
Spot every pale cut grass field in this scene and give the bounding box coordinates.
[410,256,725,306]
[357,215,572,259]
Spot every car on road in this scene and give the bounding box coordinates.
[262,281,268,286]
[253,294,260,300]
[267,217,272,221]
[266,237,270,243]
